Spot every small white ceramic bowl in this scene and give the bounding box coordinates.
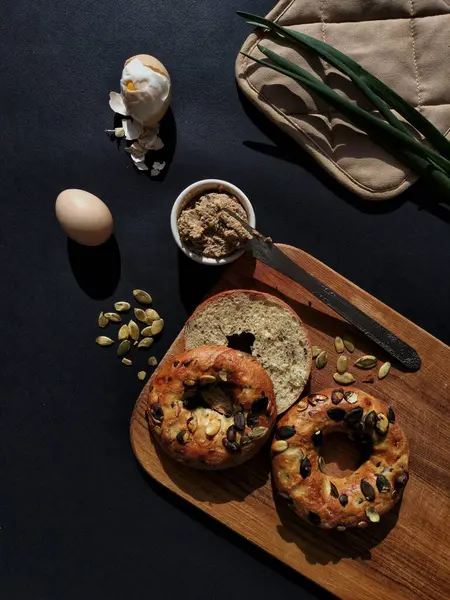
[170,179,255,266]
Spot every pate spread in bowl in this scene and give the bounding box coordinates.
[170,179,255,265]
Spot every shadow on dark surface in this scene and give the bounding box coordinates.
[135,459,338,600]
[275,489,401,565]
[177,250,225,313]
[143,107,177,181]
[67,235,121,299]
[109,108,177,179]
[238,89,450,219]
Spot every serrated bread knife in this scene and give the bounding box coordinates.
[223,209,421,372]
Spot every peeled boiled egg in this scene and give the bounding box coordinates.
[120,54,171,126]
[55,189,113,246]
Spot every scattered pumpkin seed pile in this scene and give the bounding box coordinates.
[312,334,391,386]
[95,289,163,381]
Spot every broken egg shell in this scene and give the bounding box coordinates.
[122,118,143,141]
[55,189,113,246]
[109,91,128,116]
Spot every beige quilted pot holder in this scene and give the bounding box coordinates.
[236,0,450,200]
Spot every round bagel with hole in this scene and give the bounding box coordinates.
[147,345,277,469]
[271,387,409,530]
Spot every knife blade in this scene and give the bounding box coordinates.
[225,210,421,371]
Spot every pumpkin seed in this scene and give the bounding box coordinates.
[114,301,131,312]
[360,479,376,502]
[273,440,289,453]
[176,430,189,445]
[96,336,114,346]
[218,370,228,382]
[137,371,147,381]
[312,345,321,359]
[315,350,328,369]
[365,410,377,429]
[121,357,132,366]
[335,336,345,353]
[376,474,391,493]
[378,362,391,379]
[339,494,348,507]
[148,356,158,366]
[118,324,129,341]
[312,430,323,446]
[240,435,251,446]
[337,355,348,374]
[117,340,131,357]
[327,407,346,421]
[128,320,139,341]
[387,407,396,423]
[205,420,220,437]
[276,425,296,440]
[331,388,344,404]
[145,309,159,323]
[297,398,308,412]
[184,379,196,387]
[138,337,153,349]
[187,414,197,433]
[252,396,269,414]
[246,413,259,428]
[330,482,339,498]
[104,312,121,323]
[249,426,268,440]
[310,394,328,403]
[336,525,346,532]
[365,506,380,523]
[333,372,355,385]
[151,319,164,335]
[199,374,216,386]
[395,472,409,490]
[234,412,245,431]
[133,289,152,305]
[134,308,147,323]
[345,406,363,427]
[344,391,358,404]
[222,437,240,453]
[355,355,377,369]
[140,326,153,337]
[309,511,321,525]
[357,521,368,529]
[297,457,310,478]
[226,425,237,442]
[149,404,164,422]
[318,456,325,472]
[98,312,109,328]
[343,334,355,353]
[375,413,389,436]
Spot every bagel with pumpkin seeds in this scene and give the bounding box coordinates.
[146,345,277,469]
[271,387,409,530]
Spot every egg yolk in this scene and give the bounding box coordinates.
[125,80,136,91]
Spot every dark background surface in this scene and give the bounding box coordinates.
[1,1,449,599]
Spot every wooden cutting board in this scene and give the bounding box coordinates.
[130,245,450,600]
